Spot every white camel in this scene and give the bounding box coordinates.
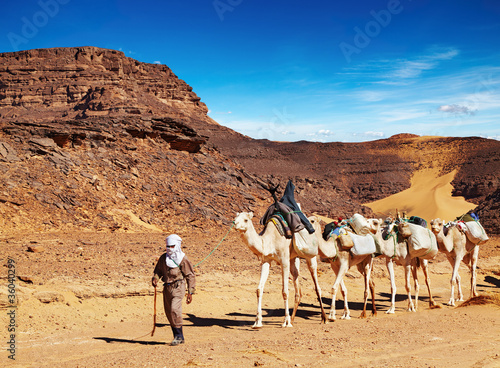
[370,219,438,313]
[397,221,439,311]
[309,217,376,321]
[430,218,481,306]
[233,212,327,328]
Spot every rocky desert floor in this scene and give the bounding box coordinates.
[1,229,500,368]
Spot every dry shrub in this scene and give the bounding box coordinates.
[458,294,500,308]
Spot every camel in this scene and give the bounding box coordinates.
[370,219,438,313]
[395,220,439,311]
[308,217,376,321]
[430,218,481,306]
[233,212,327,328]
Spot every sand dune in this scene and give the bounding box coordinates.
[364,168,477,223]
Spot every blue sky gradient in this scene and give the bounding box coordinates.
[1,0,499,142]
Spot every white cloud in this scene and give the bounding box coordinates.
[352,131,385,139]
[364,131,384,137]
[341,47,461,83]
[379,109,429,123]
[389,48,459,80]
[317,129,336,136]
[438,104,476,115]
[154,60,162,64]
[355,90,387,102]
[391,60,436,79]
[485,135,500,140]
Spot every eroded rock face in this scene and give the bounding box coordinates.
[0,46,207,121]
[475,189,500,234]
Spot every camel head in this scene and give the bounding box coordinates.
[430,218,444,234]
[234,212,254,232]
[308,215,321,232]
[367,218,383,234]
[397,221,412,238]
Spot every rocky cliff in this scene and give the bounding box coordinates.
[0,47,498,235]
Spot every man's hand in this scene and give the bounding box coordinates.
[152,277,158,288]
[186,293,193,304]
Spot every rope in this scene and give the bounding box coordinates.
[194,222,235,268]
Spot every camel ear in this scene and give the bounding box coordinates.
[249,212,254,219]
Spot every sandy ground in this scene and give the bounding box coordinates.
[2,230,499,368]
[365,168,477,221]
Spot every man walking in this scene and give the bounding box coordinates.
[152,234,196,345]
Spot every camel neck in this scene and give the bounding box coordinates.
[240,222,265,256]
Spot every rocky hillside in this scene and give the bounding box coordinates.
[0,46,498,235]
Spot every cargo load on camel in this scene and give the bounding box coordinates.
[455,212,489,245]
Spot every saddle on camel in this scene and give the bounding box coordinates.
[259,180,315,238]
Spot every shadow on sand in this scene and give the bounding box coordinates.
[93,337,167,345]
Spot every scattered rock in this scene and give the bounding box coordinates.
[30,137,57,149]
[17,276,35,284]
[27,245,45,253]
[0,141,20,162]
[34,291,65,303]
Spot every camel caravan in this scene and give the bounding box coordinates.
[233,180,489,328]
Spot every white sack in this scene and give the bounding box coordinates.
[293,228,318,258]
[350,213,371,235]
[407,223,438,260]
[350,232,377,256]
[464,221,489,244]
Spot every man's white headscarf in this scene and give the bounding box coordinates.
[165,234,185,268]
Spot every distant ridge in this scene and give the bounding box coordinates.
[0,47,499,234]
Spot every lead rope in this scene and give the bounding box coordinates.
[194,221,235,268]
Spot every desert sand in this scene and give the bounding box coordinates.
[1,231,499,367]
[2,170,499,368]
[364,168,477,222]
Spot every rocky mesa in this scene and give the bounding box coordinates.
[0,46,499,235]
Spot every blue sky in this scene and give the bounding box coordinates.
[1,0,499,142]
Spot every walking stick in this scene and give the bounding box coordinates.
[151,285,157,337]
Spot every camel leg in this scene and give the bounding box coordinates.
[359,258,376,318]
[339,279,349,318]
[330,261,349,321]
[281,261,293,328]
[469,245,480,298]
[253,261,271,329]
[456,272,463,302]
[406,264,416,312]
[421,259,437,308]
[448,253,463,306]
[385,258,396,314]
[369,269,377,317]
[290,257,302,323]
[305,256,328,324]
